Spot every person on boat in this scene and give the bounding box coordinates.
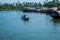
[21,15,29,21]
[22,15,26,19]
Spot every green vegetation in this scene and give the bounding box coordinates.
[43,1,59,8]
[43,0,60,8]
[0,1,42,11]
[0,0,60,11]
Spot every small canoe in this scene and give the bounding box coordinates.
[21,17,29,21]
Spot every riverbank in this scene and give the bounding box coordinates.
[0,8,27,11]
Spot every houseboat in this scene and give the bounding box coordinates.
[23,7,47,13]
[47,7,60,19]
[23,7,38,12]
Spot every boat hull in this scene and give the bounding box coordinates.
[23,8,47,13]
[50,14,60,19]
[23,8,41,12]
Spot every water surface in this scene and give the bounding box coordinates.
[0,11,60,40]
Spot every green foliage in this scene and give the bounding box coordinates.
[43,1,59,8]
[0,2,42,10]
[0,0,59,10]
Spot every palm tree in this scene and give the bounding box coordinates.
[53,0,54,6]
[53,0,59,7]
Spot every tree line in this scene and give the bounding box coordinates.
[43,1,60,8]
[0,1,60,10]
[0,1,42,10]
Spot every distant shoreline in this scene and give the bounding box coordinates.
[0,9,22,11]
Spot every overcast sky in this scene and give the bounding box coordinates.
[0,0,52,4]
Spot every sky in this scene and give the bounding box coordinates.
[0,0,52,4]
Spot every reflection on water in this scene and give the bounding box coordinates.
[22,19,29,23]
[51,19,60,26]
[51,19,60,23]
[0,11,60,40]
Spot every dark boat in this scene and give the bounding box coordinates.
[46,8,60,19]
[23,7,45,12]
[47,6,60,19]
[23,7,48,13]
[23,7,37,12]
[21,17,29,21]
[21,15,29,21]
[50,14,60,19]
[48,10,60,19]
[46,9,56,14]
